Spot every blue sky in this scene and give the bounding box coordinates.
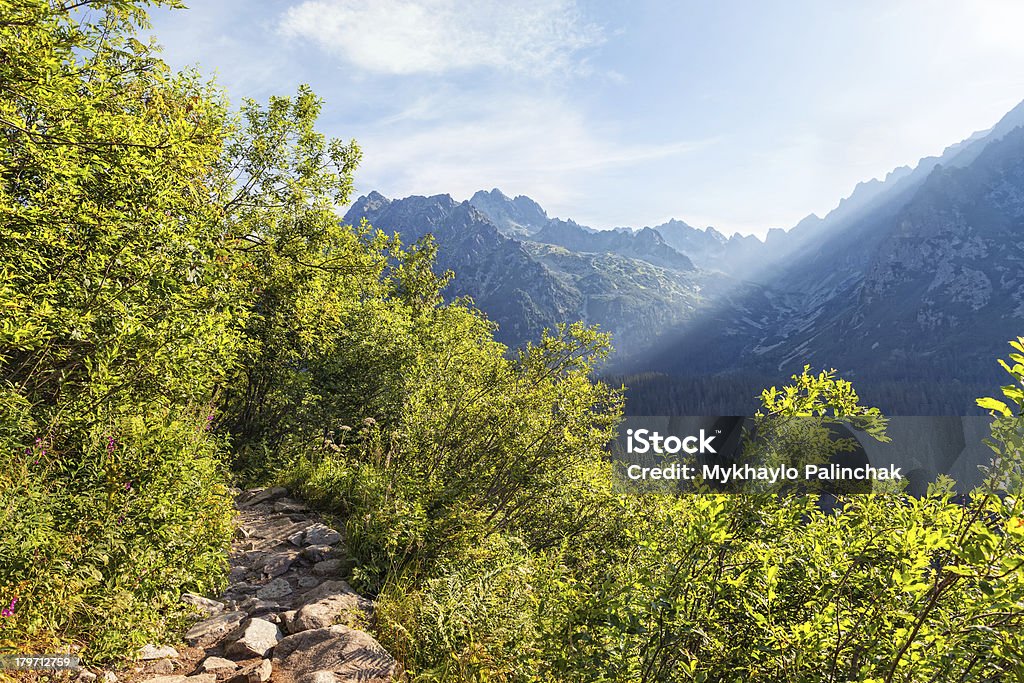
[148,1,1024,237]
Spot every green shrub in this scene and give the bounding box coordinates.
[1,1,237,661]
[0,406,233,660]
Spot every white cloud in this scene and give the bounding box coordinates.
[279,0,603,76]
[348,92,715,221]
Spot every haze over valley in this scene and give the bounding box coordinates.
[345,99,1024,415]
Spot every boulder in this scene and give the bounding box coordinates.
[304,524,341,546]
[301,545,334,563]
[280,610,298,633]
[181,593,224,615]
[273,498,310,513]
[312,559,342,576]
[273,626,396,683]
[256,578,292,600]
[139,644,179,660]
[198,657,238,673]
[229,659,272,683]
[262,551,299,577]
[144,660,175,675]
[297,673,337,683]
[290,587,367,632]
[185,611,246,647]
[238,597,281,618]
[237,487,288,508]
[225,618,282,658]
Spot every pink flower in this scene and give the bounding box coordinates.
[1,597,18,617]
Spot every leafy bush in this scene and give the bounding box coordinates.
[2,0,237,660]
[290,345,1024,681]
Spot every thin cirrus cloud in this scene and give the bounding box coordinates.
[350,93,717,221]
[278,0,605,76]
[277,0,709,223]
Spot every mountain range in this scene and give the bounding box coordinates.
[343,99,1024,415]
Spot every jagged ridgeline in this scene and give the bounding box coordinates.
[344,100,1024,415]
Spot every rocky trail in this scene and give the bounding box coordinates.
[82,486,398,683]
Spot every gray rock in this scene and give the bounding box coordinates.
[102,673,117,683]
[297,576,320,589]
[280,610,298,633]
[239,597,281,618]
[139,643,179,660]
[290,583,368,632]
[184,611,247,647]
[234,526,251,540]
[226,582,259,595]
[225,618,282,658]
[144,659,175,675]
[181,593,224,615]
[273,498,310,513]
[297,673,337,683]
[146,676,215,683]
[230,659,272,683]
[237,487,288,508]
[301,545,334,563]
[312,559,342,576]
[256,578,293,600]
[287,530,305,546]
[273,626,396,683]
[262,551,299,577]
[76,671,97,683]
[304,524,341,546]
[198,657,238,673]
[297,580,356,604]
[228,567,249,583]
[241,550,267,566]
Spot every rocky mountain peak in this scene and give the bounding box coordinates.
[469,187,549,236]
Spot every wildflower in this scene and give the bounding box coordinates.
[106,435,117,453]
[1,597,17,617]
[124,481,132,490]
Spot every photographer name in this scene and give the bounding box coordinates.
[625,462,903,483]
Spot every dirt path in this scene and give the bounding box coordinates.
[84,486,398,683]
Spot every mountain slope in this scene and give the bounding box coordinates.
[343,191,709,355]
[469,188,550,236]
[531,219,695,271]
[344,192,581,348]
[624,106,1024,414]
